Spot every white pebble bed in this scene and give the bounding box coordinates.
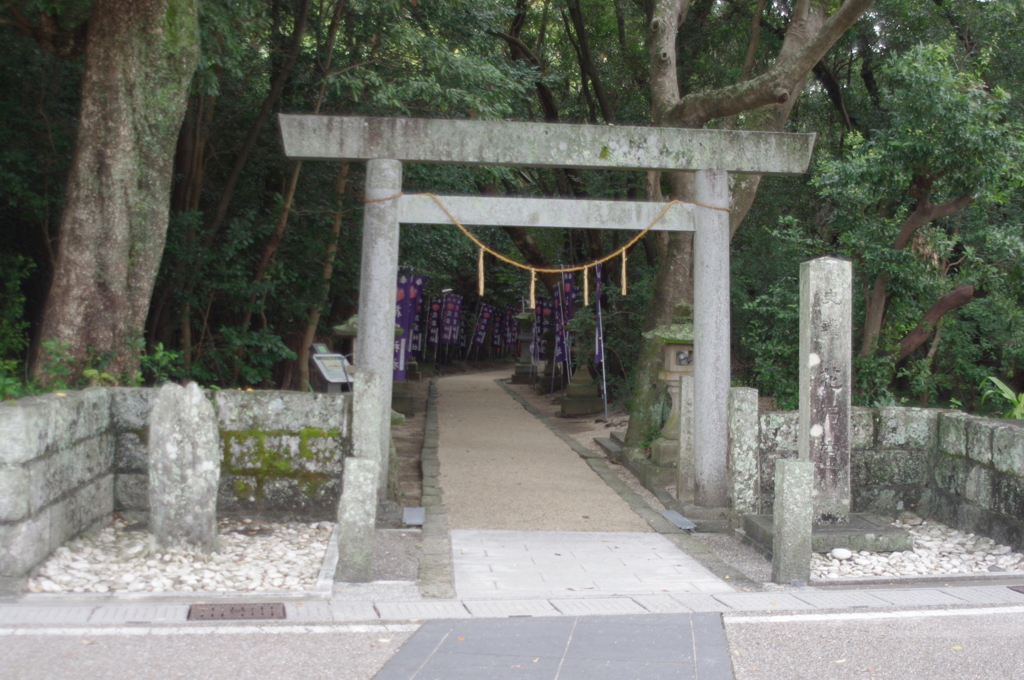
[26,518,333,594]
[811,519,1024,579]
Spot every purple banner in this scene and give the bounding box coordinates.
[594,264,605,365]
[427,296,442,348]
[472,304,495,347]
[505,308,518,347]
[410,298,425,356]
[532,297,554,361]
[441,293,463,345]
[490,306,504,349]
[560,271,575,319]
[393,272,427,380]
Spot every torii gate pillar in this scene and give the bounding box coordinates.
[356,159,402,501]
[692,169,730,507]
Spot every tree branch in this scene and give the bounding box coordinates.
[667,0,875,127]
[893,192,973,250]
[566,0,616,123]
[6,8,88,58]
[897,283,975,361]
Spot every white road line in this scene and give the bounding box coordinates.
[0,623,420,636]
[726,605,1024,624]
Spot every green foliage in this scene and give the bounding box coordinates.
[739,276,800,410]
[39,339,73,390]
[141,342,182,385]
[0,360,25,400]
[980,376,1024,419]
[0,254,33,363]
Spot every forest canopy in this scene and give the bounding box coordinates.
[1,0,1022,420]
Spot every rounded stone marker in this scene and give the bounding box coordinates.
[831,548,853,560]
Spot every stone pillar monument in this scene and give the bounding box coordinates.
[799,257,853,524]
[148,382,221,553]
[355,159,402,502]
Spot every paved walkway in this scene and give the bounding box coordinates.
[437,371,649,533]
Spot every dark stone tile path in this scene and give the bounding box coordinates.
[374,612,733,680]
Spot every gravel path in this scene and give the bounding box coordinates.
[436,370,650,532]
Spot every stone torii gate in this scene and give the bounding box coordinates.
[280,115,814,509]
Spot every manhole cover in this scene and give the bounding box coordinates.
[188,603,286,621]
[1007,586,1024,596]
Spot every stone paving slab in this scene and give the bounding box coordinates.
[711,592,816,611]
[867,589,970,607]
[375,600,472,620]
[0,606,94,625]
[283,600,333,622]
[791,590,890,609]
[451,530,730,600]
[631,594,696,613]
[89,605,189,624]
[373,613,732,680]
[462,599,561,618]
[328,601,380,621]
[669,593,739,612]
[934,586,1024,605]
[549,598,648,616]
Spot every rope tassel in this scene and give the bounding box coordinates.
[478,247,485,297]
[583,267,589,306]
[621,250,628,296]
[529,269,536,309]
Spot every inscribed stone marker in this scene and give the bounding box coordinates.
[798,257,852,524]
[148,382,220,553]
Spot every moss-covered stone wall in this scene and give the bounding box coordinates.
[758,406,1024,550]
[112,388,351,520]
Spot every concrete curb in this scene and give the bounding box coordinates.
[416,378,456,599]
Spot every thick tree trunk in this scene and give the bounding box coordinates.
[34,0,199,383]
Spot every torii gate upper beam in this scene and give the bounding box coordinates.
[279,114,814,174]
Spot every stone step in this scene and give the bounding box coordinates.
[610,431,626,445]
[594,437,622,459]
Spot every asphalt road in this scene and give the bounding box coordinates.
[726,606,1024,680]
[0,623,417,680]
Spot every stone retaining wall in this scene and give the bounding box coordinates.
[933,412,1024,549]
[757,406,1024,549]
[1,387,351,593]
[0,389,115,593]
[113,389,351,519]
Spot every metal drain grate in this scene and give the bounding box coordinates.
[1007,586,1024,596]
[188,603,286,621]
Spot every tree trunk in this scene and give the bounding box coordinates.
[625,0,871,449]
[566,0,616,124]
[297,162,350,391]
[34,0,199,383]
[859,191,973,356]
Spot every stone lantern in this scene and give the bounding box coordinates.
[510,312,536,384]
[333,314,414,414]
[643,322,695,500]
